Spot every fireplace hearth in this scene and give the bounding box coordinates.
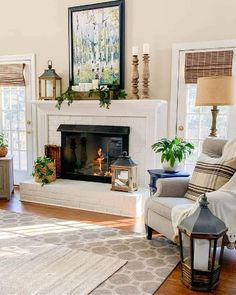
[57,124,130,183]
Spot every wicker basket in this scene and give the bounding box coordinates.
[0,147,8,157]
[34,161,56,183]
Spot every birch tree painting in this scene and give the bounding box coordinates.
[72,5,121,86]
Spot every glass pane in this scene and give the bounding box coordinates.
[19,111,26,130]
[11,88,18,111]
[19,131,27,150]
[186,84,199,113]
[13,150,19,170]
[181,232,191,265]
[186,114,199,139]
[200,115,212,139]
[200,106,211,113]
[1,88,10,110]
[114,169,129,187]
[2,130,10,150]
[2,112,11,130]
[20,151,27,170]
[186,140,199,164]
[194,239,210,271]
[217,115,228,138]
[11,131,19,150]
[11,112,18,130]
[219,106,228,114]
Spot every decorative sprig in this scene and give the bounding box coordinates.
[0,133,8,148]
[89,80,127,109]
[56,87,76,110]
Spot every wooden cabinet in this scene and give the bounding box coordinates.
[0,156,14,200]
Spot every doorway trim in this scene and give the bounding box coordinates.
[169,39,236,138]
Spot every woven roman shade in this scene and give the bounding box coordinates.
[185,50,233,84]
[0,63,25,86]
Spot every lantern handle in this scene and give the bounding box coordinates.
[122,151,128,157]
[48,60,53,70]
[199,194,209,208]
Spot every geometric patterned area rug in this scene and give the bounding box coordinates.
[0,241,126,295]
[0,209,180,295]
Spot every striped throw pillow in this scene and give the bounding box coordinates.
[185,154,236,201]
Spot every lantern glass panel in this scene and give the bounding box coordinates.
[193,239,210,271]
[132,167,137,189]
[56,80,61,97]
[209,238,223,270]
[181,232,191,267]
[114,169,129,188]
[46,80,53,97]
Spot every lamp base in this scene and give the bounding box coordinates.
[209,106,219,137]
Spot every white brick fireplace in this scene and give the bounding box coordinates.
[20,99,167,217]
[34,99,167,187]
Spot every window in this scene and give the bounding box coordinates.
[0,86,27,171]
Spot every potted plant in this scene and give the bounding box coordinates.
[32,156,56,186]
[89,81,127,109]
[152,137,194,172]
[0,133,8,157]
[56,87,76,110]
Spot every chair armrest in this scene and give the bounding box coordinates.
[153,177,190,198]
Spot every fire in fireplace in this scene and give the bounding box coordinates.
[57,125,130,183]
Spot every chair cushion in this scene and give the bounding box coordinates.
[185,154,236,201]
[147,197,194,220]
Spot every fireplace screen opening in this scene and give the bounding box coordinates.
[58,125,129,183]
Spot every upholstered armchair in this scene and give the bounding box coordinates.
[145,137,236,245]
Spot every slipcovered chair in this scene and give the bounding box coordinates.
[145,137,236,245]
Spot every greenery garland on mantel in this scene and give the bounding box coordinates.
[56,81,127,110]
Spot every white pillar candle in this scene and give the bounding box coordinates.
[143,43,150,54]
[119,170,129,180]
[46,80,53,97]
[92,79,99,89]
[71,85,80,92]
[194,239,209,271]
[132,46,139,56]
[85,83,93,91]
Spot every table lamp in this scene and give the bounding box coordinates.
[196,76,236,137]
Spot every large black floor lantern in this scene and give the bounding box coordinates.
[178,194,228,291]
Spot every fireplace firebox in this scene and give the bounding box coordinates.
[57,125,130,183]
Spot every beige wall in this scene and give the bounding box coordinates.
[1,0,236,100]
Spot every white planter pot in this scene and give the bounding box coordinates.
[162,160,181,172]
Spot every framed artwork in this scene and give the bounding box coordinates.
[68,0,125,89]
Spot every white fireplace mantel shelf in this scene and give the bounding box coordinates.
[32,98,168,187]
[31,99,167,115]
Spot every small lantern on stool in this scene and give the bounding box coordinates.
[111,152,138,192]
[178,194,228,291]
[38,60,62,100]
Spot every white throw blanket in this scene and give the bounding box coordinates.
[172,138,236,245]
[172,173,236,243]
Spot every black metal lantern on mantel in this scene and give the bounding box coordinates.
[38,60,62,100]
[178,194,228,292]
[111,152,138,193]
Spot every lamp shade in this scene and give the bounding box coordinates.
[196,76,236,106]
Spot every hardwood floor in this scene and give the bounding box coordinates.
[0,189,235,295]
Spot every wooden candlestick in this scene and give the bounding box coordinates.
[141,54,150,99]
[131,55,140,99]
